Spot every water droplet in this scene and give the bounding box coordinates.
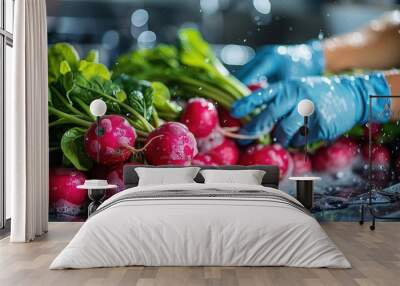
[318,30,324,40]
[243,38,247,43]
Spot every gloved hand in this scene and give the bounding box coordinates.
[235,41,325,85]
[231,73,391,146]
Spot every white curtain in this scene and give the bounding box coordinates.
[8,0,49,242]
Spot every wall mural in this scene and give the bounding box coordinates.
[48,29,400,222]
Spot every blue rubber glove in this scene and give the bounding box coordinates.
[235,41,325,85]
[231,73,391,146]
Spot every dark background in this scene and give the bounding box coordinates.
[46,0,399,68]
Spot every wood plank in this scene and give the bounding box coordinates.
[0,222,399,286]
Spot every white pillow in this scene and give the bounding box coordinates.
[136,167,200,186]
[200,169,265,185]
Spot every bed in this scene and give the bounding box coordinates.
[50,165,351,269]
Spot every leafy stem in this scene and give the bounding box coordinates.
[49,106,92,128]
[75,83,154,132]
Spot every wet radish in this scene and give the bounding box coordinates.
[363,123,382,141]
[192,153,219,166]
[197,128,225,154]
[361,144,390,170]
[207,138,239,165]
[239,144,290,179]
[218,107,241,129]
[49,168,87,216]
[144,122,198,165]
[84,115,136,165]
[104,164,124,198]
[180,98,218,138]
[90,163,125,199]
[290,151,312,176]
[312,137,359,173]
[181,98,258,141]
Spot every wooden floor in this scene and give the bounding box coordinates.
[0,222,399,286]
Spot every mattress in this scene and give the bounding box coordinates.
[50,183,351,269]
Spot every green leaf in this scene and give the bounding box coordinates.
[112,45,180,78]
[62,155,74,167]
[79,60,111,81]
[85,49,99,63]
[346,124,364,138]
[61,127,93,171]
[128,90,153,121]
[378,122,400,143]
[70,74,105,104]
[178,28,228,76]
[115,90,127,102]
[60,60,72,75]
[257,134,271,145]
[62,72,74,95]
[48,43,80,83]
[113,74,151,94]
[151,82,182,116]
[103,81,127,103]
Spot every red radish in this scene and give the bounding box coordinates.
[207,138,239,165]
[90,161,144,198]
[248,81,267,92]
[363,123,382,141]
[90,164,122,199]
[144,122,198,165]
[181,98,255,141]
[104,164,124,199]
[84,115,136,165]
[361,144,390,169]
[290,151,312,176]
[239,144,290,178]
[192,153,219,166]
[197,128,225,154]
[312,137,359,173]
[218,107,241,129]
[181,98,218,138]
[49,168,87,216]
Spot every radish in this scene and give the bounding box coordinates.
[363,123,382,141]
[312,137,359,173]
[197,128,225,154]
[194,138,239,166]
[218,107,241,129]
[361,144,390,170]
[247,81,267,92]
[104,164,124,199]
[207,138,239,165]
[90,163,123,199]
[239,144,290,179]
[192,153,219,166]
[84,115,136,165]
[180,98,218,138]
[144,122,198,165]
[49,168,87,216]
[181,98,258,141]
[290,151,312,176]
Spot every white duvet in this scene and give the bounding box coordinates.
[50,183,351,269]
